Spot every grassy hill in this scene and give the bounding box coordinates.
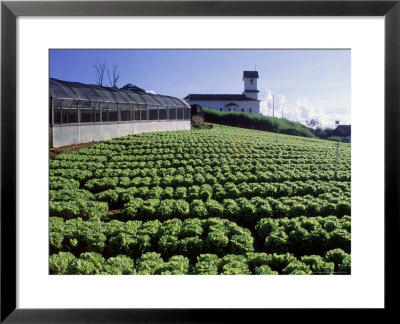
[203,108,315,138]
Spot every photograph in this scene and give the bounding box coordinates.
[48,49,351,276]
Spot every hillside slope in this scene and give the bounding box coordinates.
[203,108,316,138]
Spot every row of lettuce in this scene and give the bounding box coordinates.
[50,167,350,187]
[50,216,350,263]
[51,178,350,200]
[50,193,350,222]
[52,153,349,169]
[51,128,345,158]
[50,249,350,275]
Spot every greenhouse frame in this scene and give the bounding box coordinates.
[49,78,191,147]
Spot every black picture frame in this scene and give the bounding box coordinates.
[1,0,399,322]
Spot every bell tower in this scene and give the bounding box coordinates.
[243,70,259,100]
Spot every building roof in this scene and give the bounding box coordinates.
[243,71,259,79]
[332,125,351,136]
[244,90,259,93]
[49,78,190,108]
[184,94,260,101]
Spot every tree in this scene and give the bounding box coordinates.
[107,64,120,88]
[93,61,106,86]
[306,119,320,129]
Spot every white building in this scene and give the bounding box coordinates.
[184,71,261,114]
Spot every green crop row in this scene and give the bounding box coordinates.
[50,248,351,275]
[50,201,108,220]
[51,162,350,186]
[50,215,350,263]
[50,217,254,259]
[120,194,350,222]
[101,160,350,175]
[83,181,349,205]
[256,216,351,255]
[81,170,350,194]
[53,154,108,162]
[49,160,105,172]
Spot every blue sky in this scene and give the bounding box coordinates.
[50,49,350,128]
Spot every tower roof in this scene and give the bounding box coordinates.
[243,71,259,79]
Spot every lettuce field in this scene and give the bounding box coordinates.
[49,125,351,275]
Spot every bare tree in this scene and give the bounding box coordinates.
[107,64,120,88]
[94,61,106,86]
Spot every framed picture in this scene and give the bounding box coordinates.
[1,0,398,322]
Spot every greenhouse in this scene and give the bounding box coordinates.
[49,78,191,147]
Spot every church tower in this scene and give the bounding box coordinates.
[243,70,259,100]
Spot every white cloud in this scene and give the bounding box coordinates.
[263,89,273,101]
[261,97,351,128]
[260,91,286,118]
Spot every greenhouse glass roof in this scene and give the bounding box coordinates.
[49,78,190,108]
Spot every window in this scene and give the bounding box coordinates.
[107,103,119,122]
[52,106,61,124]
[62,107,78,123]
[220,108,222,111]
[177,107,184,119]
[184,107,191,120]
[159,106,168,120]
[133,106,141,120]
[228,108,231,111]
[241,108,244,112]
[80,107,95,123]
[140,106,148,120]
[250,79,253,84]
[102,105,109,122]
[79,100,99,123]
[59,99,78,124]
[120,103,132,121]
[149,106,158,120]
[94,102,101,122]
[249,108,252,113]
[169,108,176,120]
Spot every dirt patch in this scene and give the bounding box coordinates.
[107,209,122,217]
[49,141,102,159]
